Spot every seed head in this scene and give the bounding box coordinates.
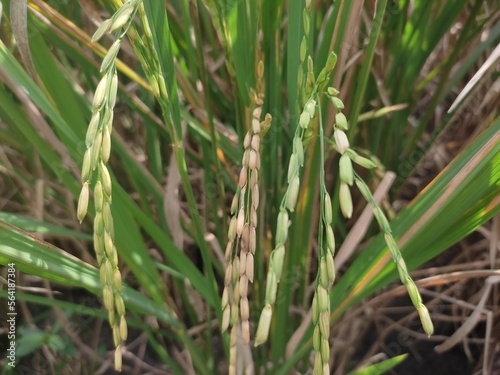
[239,275,248,297]
[94,181,104,212]
[313,353,322,375]
[250,207,258,228]
[92,76,108,110]
[119,315,128,341]
[287,154,298,182]
[104,231,114,259]
[334,129,349,154]
[265,272,277,304]
[271,245,285,279]
[252,118,261,134]
[239,166,247,188]
[228,217,237,241]
[312,294,319,323]
[248,150,259,170]
[239,252,247,275]
[241,320,250,344]
[294,137,304,166]
[396,257,408,283]
[81,149,92,183]
[86,112,100,148]
[254,304,272,346]
[232,281,240,304]
[286,176,300,212]
[77,182,90,223]
[236,208,245,237]
[299,111,310,129]
[101,163,112,197]
[113,269,122,292]
[109,73,118,108]
[317,286,329,312]
[249,226,256,254]
[276,210,289,245]
[110,3,134,32]
[373,207,390,232]
[252,184,259,209]
[320,338,330,363]
[101,40,121,73]
[331,96,344,110]
[303,8,310,36]
[335,112,348,131]
[114,346,122,372]
[324,193,332,224]
[313,326,321,351]
[355,178,373,203]
[93,236,104,265]
[115,294,125,316]
[339,154,354,186]
[325,51,337,73]
[251,134,260,151]
[230,193,238,214]
[319,311,330,338]
[418,304,434,337]
[325,225,335,252]
[305,99,316,118]
[243,132,251,149]
[92,19,112,42]
[320,257,329,289]
[224,264,232,286]
[103,202,114,234]
[406,280,422,307]
[240,297,249,321]
[94,212,104,236]
[101,128,111,164]
[221,305,230,332]
[339,182,353,219]
[326,252,335,284]
[353,154,377,169]
[102,285,113,311]
[108,310,116,326]
[327,87,339,96]
[246,254,254,282]
[90,131,103,168]
[300,37,307,62]
[100,264,108,285]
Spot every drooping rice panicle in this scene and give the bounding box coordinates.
[327,88,433,337]
[78,1,142,370]
[255,47,338,347]
[354,175,434,336]
[311,97,336,375]
[221,61,270,373]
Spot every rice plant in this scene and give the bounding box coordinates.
[0,1,499,374]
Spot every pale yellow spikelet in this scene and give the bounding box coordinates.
[254,304,272,346]
[92,19,112,42]
[114,345,122,372]
[101,40,121,73]
[339,182,353,219]
[418,304,434,337]
[334,129,349,154]
[101,163,112,197]
[110,3,134,32]
[77,182,90,223]
[119,315,128,341]
[92,76,108,110]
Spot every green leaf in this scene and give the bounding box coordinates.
[348,354,408,375]
[0,221,178,326]
[0,212,91,240]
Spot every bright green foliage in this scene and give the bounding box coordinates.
[0,1,498,374]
